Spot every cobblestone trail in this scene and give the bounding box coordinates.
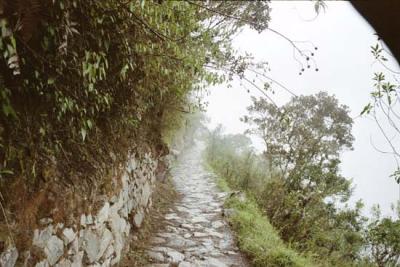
[145,143,249,267]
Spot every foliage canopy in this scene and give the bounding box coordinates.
[0,0,273,244]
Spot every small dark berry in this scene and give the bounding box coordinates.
[307,65,310,68]
[315,47,318,50]
[247,90,250,93]
[299,72,302,75]
[301,68,304,72]
[315,68,319,72]
[311,53,314,56]
[306,57,310,61]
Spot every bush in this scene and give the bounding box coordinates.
[205,125,366,266]
[222,186,314,267]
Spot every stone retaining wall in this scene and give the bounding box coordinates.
[0,152,158,267]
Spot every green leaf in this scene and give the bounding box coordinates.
[86,119,93,129]
[0,169,14,175]
[47,78,55,85]
[360,103,372,115]
[10,36,16,48]
[2,103,16,118]
[80,128,87,141]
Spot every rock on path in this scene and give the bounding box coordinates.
[145,143,249,267]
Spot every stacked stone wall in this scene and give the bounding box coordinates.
[0,152,158,267]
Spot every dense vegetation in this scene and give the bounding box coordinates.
[214,176,314,267]
[0,0,274,248]
[205,92,400,266]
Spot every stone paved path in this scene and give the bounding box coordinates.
[145,143,249,267]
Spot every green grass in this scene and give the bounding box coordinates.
[212,172,315,267]
[225,196,315,267]
[216,176,230,192]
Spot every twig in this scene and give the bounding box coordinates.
[247,68,297,97]
[0,191,14,246]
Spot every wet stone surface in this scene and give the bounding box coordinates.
[145,144,249,267]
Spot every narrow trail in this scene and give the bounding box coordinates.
[145,143,249,267]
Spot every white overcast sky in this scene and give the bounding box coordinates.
[205,1,400,216]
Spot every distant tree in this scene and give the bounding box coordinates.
[243,91,353,183]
